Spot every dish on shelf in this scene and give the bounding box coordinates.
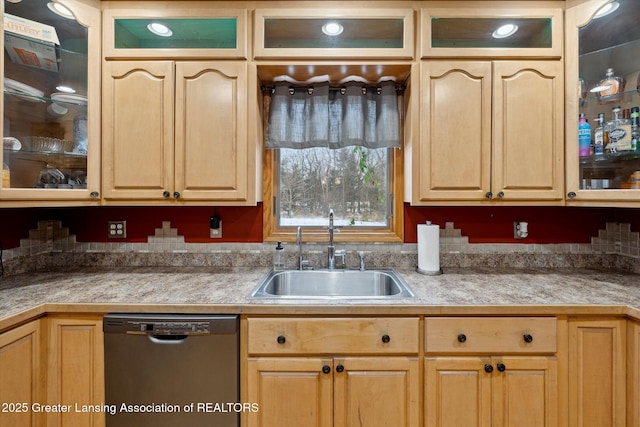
[22,136,74,153]
[3,137,22,150]
[47,102,69,117]
[4,77,45,102]
[50,92,87,106]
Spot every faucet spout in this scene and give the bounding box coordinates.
[296,226,309,270]
[327,209,344,269]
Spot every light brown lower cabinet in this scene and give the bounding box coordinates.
[243,317,420,427]
[629,320,640,427]
[246,356,419,427]
[568,318,626,427]
[0,319,43,427]
[424,317,559,427]
[45,315,105,427]
[425,356,558,427]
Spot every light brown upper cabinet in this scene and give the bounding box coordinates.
[565,0,640,206]
[253,8,414,59]
[102,3,247,59]
[412,60,564,205]
[421,5,563,58]
[1,0,101,204]
[102,60,251,204]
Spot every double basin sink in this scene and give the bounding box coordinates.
[250,268,415,299]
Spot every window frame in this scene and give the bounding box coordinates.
[263,147,404,243]
[262,85,405,243]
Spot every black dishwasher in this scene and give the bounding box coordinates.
[103,314,239,427]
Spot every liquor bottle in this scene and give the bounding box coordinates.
[596,68,626,104]
[605,106,632,152]
[593,113,605,155]
[578,114,591,156]
[631,106,639,152]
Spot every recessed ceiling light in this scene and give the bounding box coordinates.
[593,1,620,19]
[147,22,173,37]
[47,2,74,19]
[322,22,344,36]
[492,24,518,39]
[55,85,76,94]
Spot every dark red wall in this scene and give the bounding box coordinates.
[403,204,625,244]
[0,203,637,249]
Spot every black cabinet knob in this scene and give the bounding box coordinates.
[484,364,494,373]
[457,333,467,343]
[163,191,171,198]
[497,191,505,198]
[276,335,286,344]
[523,334,533,343]
[485,191,493,200]
[173,191,180,199]
[567,192,577,199]
[90,191,99,198]
[497,363,506,372]
[381,334,391,343]
[336,364,344,373]
[322,365,331,374]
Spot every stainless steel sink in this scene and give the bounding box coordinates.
[250,269,415,299]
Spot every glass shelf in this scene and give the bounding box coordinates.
[580,151,640,164]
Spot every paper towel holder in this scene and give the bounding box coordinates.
[416,220,442,275]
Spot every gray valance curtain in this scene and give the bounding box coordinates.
[266,77,401,149]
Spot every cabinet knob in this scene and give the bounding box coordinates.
[567,192,577,199]
[484,364,494,373]
[497,363,506,372]
[457,333,467,343]
[485,191,493,200]
[163,191,171,198]
[90,191,99,199]
[497,191,505,198]
[276,335,286,344]
[336,364,344,373]
[322,365,331,374]
[173,191,180,199]
[523,333,533,343]
[381,334,391,343]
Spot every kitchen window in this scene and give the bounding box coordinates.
[262,77,404,242]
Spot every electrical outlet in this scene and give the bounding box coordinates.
[210,221,222,239]
[108,221,127,238]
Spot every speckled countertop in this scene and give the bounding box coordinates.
[1,267,640,330]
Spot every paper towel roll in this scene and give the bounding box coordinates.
[417,222,441,275]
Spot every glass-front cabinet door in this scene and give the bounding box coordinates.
[102,5,247,59]
[566,0,640,204]
[1,0,100,202]
[254,8,414,59]
[421,6,563,58]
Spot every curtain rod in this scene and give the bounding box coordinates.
[261,85,406,95]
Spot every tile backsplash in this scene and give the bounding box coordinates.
[1,219,638,276]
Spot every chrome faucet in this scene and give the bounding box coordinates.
[296,226,310,270]
[327,209,346,269]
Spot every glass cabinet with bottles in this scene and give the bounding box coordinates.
[566,0,640,204]
[1,0,100,202]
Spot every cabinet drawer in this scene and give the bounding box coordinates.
[247,317,419,355]
[425,317,557,354]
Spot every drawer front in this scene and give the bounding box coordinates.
[425,317,557,354]
[247,317,419,355]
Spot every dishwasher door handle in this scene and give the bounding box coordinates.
[148,334,189,344]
